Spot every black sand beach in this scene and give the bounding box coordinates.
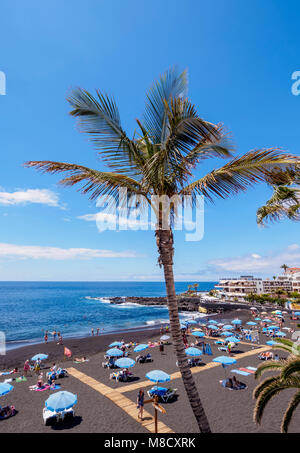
[0,307,299,433]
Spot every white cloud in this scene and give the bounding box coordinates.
[0,243,138,260]
[0,189,60,207]
[209,244,300,275]
[78,211,154,229]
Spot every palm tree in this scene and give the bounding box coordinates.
[281,264,289,273]
[25,68,297,433]
[256,168,300,225]
[253,339,300,432]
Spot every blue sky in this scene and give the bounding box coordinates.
[0,0,300,281]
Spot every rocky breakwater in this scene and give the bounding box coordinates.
[108,296,220,313]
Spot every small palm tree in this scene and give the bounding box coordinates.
[253,339,300,432]
[281,264,289,273]
[25,68,297,433]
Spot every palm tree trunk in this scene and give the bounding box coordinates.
[155,228,211,433]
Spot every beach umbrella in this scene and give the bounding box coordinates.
[106,348,123,357]
[115,357,135,368]
[192,331,205,338]
[185,347,203,357]
[31,353,48,361]
[255,317,261,321]
[250,307,257,310]
[294,312,300,316]
[262,319,272,323]
[268,325,279,330]
[0,383,13,396]
[266,340,279,346]
[274,310,282,314]
[231,319,242,325]
[246,321,257,326]
[213,356,237,366]
[180,324,187,329]
[207,320,218,324]
[217,323,224,326]
[223,325,234,330]
[225,336,240,343]
[183,320,197,325]
[208,325,218,330]
[146,370,170,384]
[160,335,170,341]
[220,331,232,337]
[109,341,123,348]
[274,331,286,337]
[45,391,77,412]
[134,344,148,352]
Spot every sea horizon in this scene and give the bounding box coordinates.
[1,281,216,350]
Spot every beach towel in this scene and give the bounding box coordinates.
[30,384,51,391]
[50,384,60,390]
[16,376,27,382]
[240,368,256,374]
[231,369,251,376]
[246,366,257,371]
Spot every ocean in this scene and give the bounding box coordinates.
[0,281,216,349]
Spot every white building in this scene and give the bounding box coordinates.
[215,268,300,301]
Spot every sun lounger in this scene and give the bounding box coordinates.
[161,388,177,402]
[231,369,251,376]
[43,407,74,426]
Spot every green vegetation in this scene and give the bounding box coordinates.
[253,338,300,432]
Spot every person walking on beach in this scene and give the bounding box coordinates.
[53,331,57,342]
[44,332,48,344]
[96,328,99,336]
[137,389,144,420]
[91,328,94,336]
[23,360,30,377]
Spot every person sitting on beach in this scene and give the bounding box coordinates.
[37,372,44,388]
[225,378,234,389]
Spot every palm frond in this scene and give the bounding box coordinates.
[67,88,145,175]
[281,390,300,433]
[180,149,298,202]
[253,378,293,424]
[280,358,300,380]
[253,376,279,399]
[254,361,285,380]
[24,161,144,202]
[142,67,188,145]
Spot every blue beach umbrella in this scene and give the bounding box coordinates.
[134,344,148,352]
[184,320,197,325]
[231,319,242,325]
[0,383,13,396]
[262,319,272,323]
[246,322,257,326]
[31,353,48,361]
[192,331,205,338]
[115,358,135,368]
[220,331,232,337]
[225,337,240,343]
[223,325,234,330]
[208,325,218,330]
[146,370,170,384]
[266,340,279,346]
[45,391,77,412]
[294,312,300,316]
[213,356,237,366]
[185,347,202,357]
[255,317,261,321]
[207,320,218,324]
[268,325,279,330]
[106,348,123,357]
[109,341,123,348]
[274,331,286,337]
